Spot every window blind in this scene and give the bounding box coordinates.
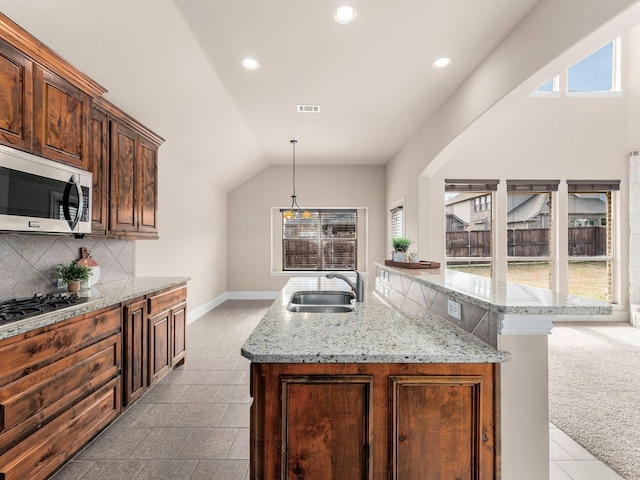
[507,180,560,192]
[390,206,403,239]
[445,179,499,192]
[282,209,357,271]
[567,180,620,192]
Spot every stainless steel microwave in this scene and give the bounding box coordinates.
[0,145,92,235]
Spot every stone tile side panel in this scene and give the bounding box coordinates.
[0,234,134,301]
[377,268,495,347]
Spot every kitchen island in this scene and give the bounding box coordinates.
[242,276,509,480]
[242,267,613,480]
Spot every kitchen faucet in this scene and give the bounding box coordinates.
[326,267,364,302]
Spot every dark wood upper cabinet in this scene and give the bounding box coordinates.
[0,14,105,167]
[137,137,159,235]
[90,107,109,234]
[110,119,139,235]
[101,98,162,239]
[0,13,164,239]
[0,40,33,151]
[33,66,91,169]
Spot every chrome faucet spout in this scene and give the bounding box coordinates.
[326,270,364,302]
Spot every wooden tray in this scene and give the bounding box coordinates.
[384,260,441,269]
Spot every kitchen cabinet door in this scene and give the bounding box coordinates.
[280,375,373,480]
[390,375,490,480]
[110,120,138,235]
[0,39,33,152]
[33,66,90,169]
[90,107,109,234]
[123,299,148,406]
[148,309,171,385]
[171,301,187,367]
[137,136,158,235]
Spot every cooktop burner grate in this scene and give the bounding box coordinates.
[0,293,90,326]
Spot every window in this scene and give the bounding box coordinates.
[444,179,499,278]
[282,209,357,271]
[532,38,621,95]
[567,180,619,302]
[535,77,559,93]
[568,41,615,92]
[506,180,559,290]
[390,206,403,240]
[474,195,491,212]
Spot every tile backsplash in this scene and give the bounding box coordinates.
[0,234,134,301]
[376,267,498,348]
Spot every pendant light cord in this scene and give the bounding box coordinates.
[291,139,297,199]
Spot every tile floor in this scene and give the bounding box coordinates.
[50,300,626,480]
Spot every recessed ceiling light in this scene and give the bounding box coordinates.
[432,57,452,69]
[241,58,260,70]
[334,5,357,24]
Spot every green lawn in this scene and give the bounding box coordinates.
[448,261,609,301]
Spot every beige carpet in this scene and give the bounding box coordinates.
[548,322,640,480]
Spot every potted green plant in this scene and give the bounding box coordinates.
[55,261,93,293]
[391,237,413,261]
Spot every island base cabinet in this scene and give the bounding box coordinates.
[250,363,499,480]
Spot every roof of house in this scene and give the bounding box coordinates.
[568,194,607,215]
[507,193,549,224]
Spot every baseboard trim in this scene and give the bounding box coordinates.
[187,292,228,324]
[187,291,278,324]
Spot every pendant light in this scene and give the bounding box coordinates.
[283,140,311,219]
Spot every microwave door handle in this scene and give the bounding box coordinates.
[63,175,83,231]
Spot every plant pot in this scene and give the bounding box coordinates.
[392,252,406,262]
[67,280,81,294]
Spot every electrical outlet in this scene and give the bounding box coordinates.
[447,299,462,320]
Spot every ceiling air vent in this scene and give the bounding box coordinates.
[297,104,321,113]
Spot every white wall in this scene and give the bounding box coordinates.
[135,159,227,311]
[227,165,386,292]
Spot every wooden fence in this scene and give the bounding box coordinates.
[446,227,606,257]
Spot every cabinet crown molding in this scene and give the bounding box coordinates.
[0,12,107,97]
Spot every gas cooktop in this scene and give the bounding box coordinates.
[0,293,93,326]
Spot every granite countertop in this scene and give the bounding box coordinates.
[375,262,613,315]
[0,276,190,341]
[241,276,510,364]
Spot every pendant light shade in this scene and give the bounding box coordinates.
[283,140,311,219]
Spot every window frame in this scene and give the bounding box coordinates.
[566,180,619,303]
[505,180,559,290]
[271,207,366,275]
[531,37,622,98]
[444,180,499,277]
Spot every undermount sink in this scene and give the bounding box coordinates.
[287,304,355,313]
[289,291,355,305]
[286,290,356,313]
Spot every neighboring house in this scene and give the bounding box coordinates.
[507,193,550,229]
[445,192,491,231]
[568,193,607,226]
[446,193,606,231]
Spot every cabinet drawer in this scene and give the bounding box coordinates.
[148,286,187,314]
[0,377,120,480]
[0,307,121,386]
[0,334,120,443]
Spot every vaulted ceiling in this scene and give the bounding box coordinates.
[8,0,640,191]
[174,0,540,166]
